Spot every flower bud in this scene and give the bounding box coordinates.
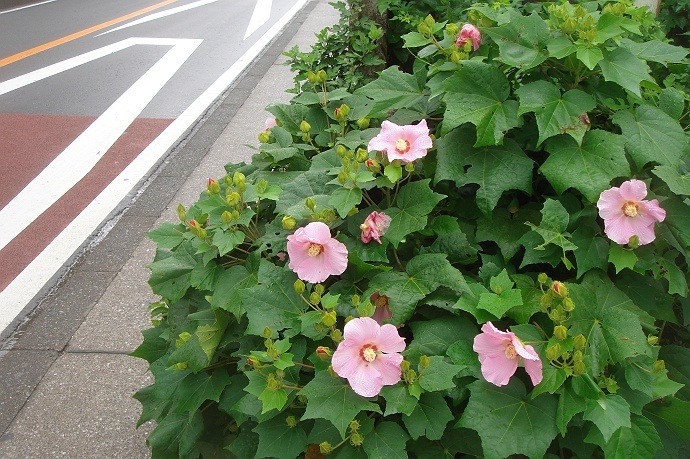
[419,355,430,370]
[647,335,659,346]
[349,420,361,433]
[305,197,316,211]
[175,362,188,371]
[336,144,347,158]
[285,416,298,428]
[355,148,369,163]
[628,235,640,249]
[221,210,234,224]
[310,292,322,305]
[573,360,586,376]
[301,132,310,142]
[299,120,311,133]
[334,104,350,122]
[445,22,459,37]
[321,311,337,327]
[537,273,549,285]
[282,215,297,230]
[258,130,270,143]
[316,69,328,84]
[293,279,306,294]
[330,328,343,343]
[197,227,207,240]
[405,369,417,383]
[319,442,334,454]
[227,191,241,207]
[307,71,317,84]
[424,14,435,28]
[562,17,577,34]
[207,177,221,194]
[177,204,187,222]
[546,343,562,361]
[247,355,261,367]
[400,360,410,372]
[314,284,325,295]
[350,432,364,447]
[262,327,273,339]
[573,350,583,362]
[554,325,568,341]
[233,171,246,191]
[256,179,268,194]
[365,158,381,173]
[356,117,370,129]
[405,162,416,172]
[573,334,587,350]
[552,281,568,299]
[653,360,665,373]
[417,21,432,37]
[316,346,332,360]
[562,297,575,312]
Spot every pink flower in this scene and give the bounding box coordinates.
[473,322,543,387]
[360,211,391,244]
[596,179,666,246]
[332,317,406,397]
[456,24,481,51]
[367,119,433,163]
[265,117,277,129]
[287,222,348,283]
[370,292,393,325]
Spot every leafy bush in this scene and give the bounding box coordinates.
[133,1,690,458]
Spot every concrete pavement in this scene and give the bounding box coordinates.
[0,0,339,456]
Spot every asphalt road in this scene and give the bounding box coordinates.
[0,0,306,334]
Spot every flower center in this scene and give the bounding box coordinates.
[361,345,377,362]
[623,202,638,217]
[505,343,518,360]
[307,243,324,257]
[395,138,410,153]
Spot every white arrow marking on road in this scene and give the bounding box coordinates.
[244,0,272,40]
[0,37,202,252]
[0,0,309,335]
[96,0,221,37]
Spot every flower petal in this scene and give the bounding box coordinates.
[480,354,518,386]
[332,343,364,379]
[342,317,379,344]
[473,331,510,361]
[375,324,406,353]
[618,179,648,201]
[640,199,666,223]
[372,353,403,386]
[345,360,384,397]
[597,187,625,220]
[523,350,543,386]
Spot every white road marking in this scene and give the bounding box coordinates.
[0,38,201,254]
[0,0,309,335]
[95,0,221,37]
[244,0,272,40]
[0,0,57,15]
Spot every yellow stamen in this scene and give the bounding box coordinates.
[362,347,377,362]
[505,343,518,359]
[623,202,638,217]
[307,243,324,257]
[395,138,410,153]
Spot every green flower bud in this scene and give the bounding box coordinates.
[321,311,337,327]
[319,442,334,454]
[573,334,587,350]
[176,204,187,222]
[305,197,316,211]
[356,117,370,129]
[552,281,568,299]
[653,360,665,373]
[424,14,435,28]
[197,227,207,240]
[247,355,260,367]
[310,292,322,305]
[419,355,430,370]
[365,158,381,173]
[351,294,361,306]
[405,162,416,172]
[226,191,241,207]
[573,350,584,362]
[258,130,270,143]
[262,327,273,339]
[307,71,317,84]
[562,297,576,312]
[337,171,348,184]
[573,360,586,376]
[349,420,361,433]
[256,179,268,194]
[355,148,369,163]
[350,432,364,447]
[537,273,549,285]
[316,69,328,84]
[207,177,221,194]
[334,104,350,123]
[294,279,306,294]
[574,5,586,18]
[554,325,568,341]
[405,369,417,383]
[233,172,246,191]
[316,346,331,360]
[231,210,240,220]
[285,415,298,428]
[221,210,234,224]
[647,335,659,346]
[546,343,562,361]
[628,235,640,249]
[330,328,343,343]
[336,144,347,158]
[562,17,577,34]
[417,22,432,37]
[301,132,310,142]
[299,120,311,133]
[445,22,459,37]
[314,284,325,295]
[282,215,297,230]
[175,362,188,371]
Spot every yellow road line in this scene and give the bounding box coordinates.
[0,0,177,68]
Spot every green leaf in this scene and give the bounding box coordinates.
[195,310,229,362]
[620,38,689,64]
[576,44,604,70]
[571,225,609,278]
[442,60,519,145]
[176,369,232,414]
[583,394,631,442]
[556,382,587,436]
[380,384,418,416]
[569,273,652,375]
[266,103,310,135]
[436,127,533,215]
[525,199,578,252]
[608,244,638,273]
[383,163,402,184]
[547,36,576,59]
[258,387,288,414]
[476,269,523,318]
[148,243,198,303]
[532,366,569,397]
[458,380,559,459]
[417,356,461,392]
[329,187,362,218]
[659,345,690,401]
[405,316,476,361]
[598,47,652,97]
[446,339,482,379]
[653,163,690,195]
[384,180,446,247]
[613,105,689,169]
[147,222,186,249]
[253,413,309,459]
[643,397,690,442]
[476,206,539,261]
[300,371,381,439]
[516,80,596,146]
[273,170,338,218]
[484,11,550,69]
[659,87,686,120]
[541,130,629,202]
[362,421,409,459]
[355,66,425,118]
[402,392,453,440]
[148,411,203,459]
[600,414,662,459]
[208,264,258,319]
[213,228,245,256]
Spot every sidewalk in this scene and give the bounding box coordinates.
[0,1,339,456]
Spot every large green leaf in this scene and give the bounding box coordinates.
[525,198,578,252]
[405,316,476,361]
[355,66,426,118]
[329,187,363,218]
[195,309,229,362]
[516,80,596,146]
[458,380,559,459]
[598,47,652,97]
[273,170,339,218]
[147,222,186,249]
[148,411,203,459]
[384,180,446,247]
[571,224,610,279]
[148,242,198,303]
[362,421,409,459]
[441,60,519,145]
[620,38,689,64]
[612,105,689,169]
[585,414,662,459]
[417,356,461,392]
[402,392,453,440]
[556,382,587,436]
[483,11,550,69]
[476,206,540,261]
[436,127,533,215]
[541,130,629,202]
[175,369,232,414]
[253,413,309,459]
[583,394,631,442]
[568,273,652,375]
[643,397,690,442]
[653,162,690,195]
[300,371,381,439]
[208,263,259,319]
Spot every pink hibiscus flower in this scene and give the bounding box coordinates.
[287,222,348,284]
[456,24,481,51]
[596,179,666,246]
[367,119,433,163]
[360,211,392,244]
[332,317,406,397]
[370,292,393,325]
[265,117,277,129]
[473,322,543,387]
